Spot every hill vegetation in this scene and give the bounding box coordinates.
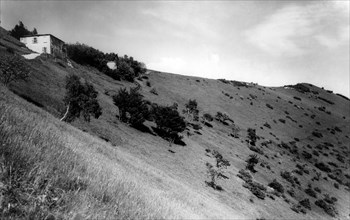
[0,26,349,219]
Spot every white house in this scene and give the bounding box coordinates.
[20,34,65,57]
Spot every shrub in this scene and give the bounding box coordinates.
[266,103,273,109]
[268,179,284,194]
[315,199,338,217]
[237,169,253,182]
[263,122,271,129]
[62,74,102,122]
[247,128,257,146]
[278,119,286,124]
[146,81,151,87]
[299,198,311,210]
[0,54,31,85]
[243,181,266,200]
[150,88,158,95]
[305,187,317,198]
[281,171,295,186]
[312,130,323,138]
[203,113,214,122]
[315,162,331,173]
[246,154,259,172]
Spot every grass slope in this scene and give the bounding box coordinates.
[1,31,349,219]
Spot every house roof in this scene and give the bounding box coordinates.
[20,34,65,43]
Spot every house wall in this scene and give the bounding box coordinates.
[20,36,51,54]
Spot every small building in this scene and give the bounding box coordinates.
[20,34,65,57]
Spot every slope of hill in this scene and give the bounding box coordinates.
[1,29,349,219]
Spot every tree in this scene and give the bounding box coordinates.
[206,151,230,190]
[112,87,149,128]
[0,54,31,85]
[117,60,135,82]
[152,104,186,142]
[10,21,38,40]
[246,154,259,172]
[61,74,102,122]
[184,99,199,121]
[247,128,257,146]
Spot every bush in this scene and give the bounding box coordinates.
[263,122,271,129]
[237,169,252,183]
[278,119,286,124]
[243,181,266,200]
[203,113,214,122]
[315,199,338,217]
[312,131,323,138]
[315,162,331,173]
[246,154,259,172]
[299,198,311,210]
[150,88,158,95]
[268,179,284,193]
[266,103,273,109]
[305,187,317,198]
[247,128,257,146]
[281,171,295,186]
[62,74,102,122]
[206,151,230,190]
[0,54,31,85]
[113,87,149,128]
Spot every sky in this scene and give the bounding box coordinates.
[1,0,349,96]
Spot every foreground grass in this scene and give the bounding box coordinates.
[0,85,180,219]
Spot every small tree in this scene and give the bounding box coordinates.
[112,87,149,128]
[0,54,31,85]
[206,151,230,190]
[247,128,257,146]
[184,99,199,121]
[61,74,102,122]
[246,154,259,172]
[10,21,38,40]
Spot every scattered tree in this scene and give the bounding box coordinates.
[246,154,259,172]
[184,99,199,121]
[152,104,186,143]
[112,87,149,128]
[0,54,31,85]
[206,151,230,190]
[61,74,102,122]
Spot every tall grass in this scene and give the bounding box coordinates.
[0,85,178,219]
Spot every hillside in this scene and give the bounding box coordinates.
[1,29,350,219]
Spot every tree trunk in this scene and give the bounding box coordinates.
[60,103,70,121]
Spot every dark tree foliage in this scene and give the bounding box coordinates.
[246,154,259,172]
[247,128,257,146]
[152,104,186,142]
[65,43,146,82]
[0,54,31,85]
[9,21,38,40]
[112,87,149,128]
[62,74,102,122]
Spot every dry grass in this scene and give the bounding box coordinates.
[0,85,194,219]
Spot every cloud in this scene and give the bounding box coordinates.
[245,2,349,56]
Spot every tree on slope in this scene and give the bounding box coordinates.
[61,74,102,122]
[152,104,186,143]
[112,87,149,128]
[10,21,38,40]
[0,54,31,85]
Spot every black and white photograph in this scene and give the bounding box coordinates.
[0,0,349,219]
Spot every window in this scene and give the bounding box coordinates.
[42,47,47,53]
[33,37,38,44]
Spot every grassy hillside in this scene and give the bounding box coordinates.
[1,29,349,219]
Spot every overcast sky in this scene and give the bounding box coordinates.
[1,1,349,96]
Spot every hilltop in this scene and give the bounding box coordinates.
[1,27,349,219]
